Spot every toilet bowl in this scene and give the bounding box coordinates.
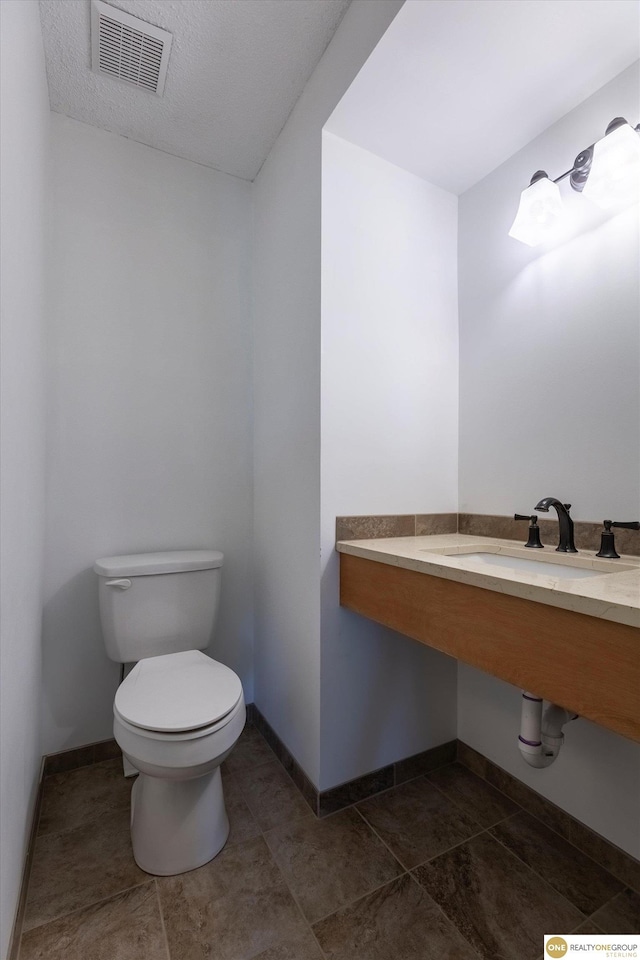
[95,548,244,876]
[113,649,246,875]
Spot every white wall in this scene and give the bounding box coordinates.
[459,62,640,521]
[458,63,640,857]
[320,133,459,788]
[252,0,404,785]
[44,116,253,754]
[0,3,49,954]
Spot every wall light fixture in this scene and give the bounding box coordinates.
[509,117,640,246]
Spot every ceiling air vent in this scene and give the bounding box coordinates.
[91,0,173,96]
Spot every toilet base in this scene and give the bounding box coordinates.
[130,765,229,875]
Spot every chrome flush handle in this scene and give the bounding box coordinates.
[104,578,132,590]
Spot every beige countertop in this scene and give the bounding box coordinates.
[336,534,640,629]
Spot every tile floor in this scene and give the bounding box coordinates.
[17,724,640,960]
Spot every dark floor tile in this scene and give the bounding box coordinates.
[571,919,603,934]
[313,873,480,960]
[427,762,519,828]
[414,832,584,960]
[559,827,640,896]
[318,765,394,817]
[538,813,640,896]
[38,760,133,837]
[458,742,640,895]
[523,804,640,895]
[491,812,624,915]
[264,807,402,923]
[234,759,312,831]
[23,809,147,932]
[591,889,640,933]
[252,929,324,959]
[221,773,262,846]
[222,724,276,774]
[157,835,308,960]
[19,882,166,960]
[357,776,481,870]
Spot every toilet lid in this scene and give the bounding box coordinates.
[115,650,242,733]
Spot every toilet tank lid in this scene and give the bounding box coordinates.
[94,550,223,577]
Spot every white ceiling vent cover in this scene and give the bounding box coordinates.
[91,0,172,96]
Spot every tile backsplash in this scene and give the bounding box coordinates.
[336,513,456,542]
[336,513,640,556]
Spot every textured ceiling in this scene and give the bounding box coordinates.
[39,0,352,181]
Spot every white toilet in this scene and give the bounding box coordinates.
[94,549,245,876]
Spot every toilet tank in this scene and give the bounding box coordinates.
[94,550,223,663]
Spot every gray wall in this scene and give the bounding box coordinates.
[0,3,50,954]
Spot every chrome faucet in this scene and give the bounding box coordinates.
[534,497,578,553]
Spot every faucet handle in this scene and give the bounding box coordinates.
[596,520,639,559]
[563,503,571,511]
[514,513,544,548]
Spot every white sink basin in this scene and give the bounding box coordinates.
[456,551,605,580]
[417,545,635,580]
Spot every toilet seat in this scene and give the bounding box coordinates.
[115,650,242,734]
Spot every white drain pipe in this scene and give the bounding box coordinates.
[518,691,578,768]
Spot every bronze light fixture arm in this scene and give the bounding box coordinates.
[538,117,640,193]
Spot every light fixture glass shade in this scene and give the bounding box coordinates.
[508,177,564,246]
[582,123,640,209]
